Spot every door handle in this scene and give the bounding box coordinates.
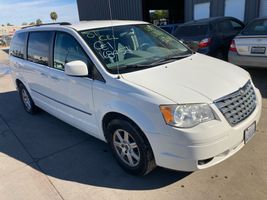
[40,72,48,77]
[51,76,59,80]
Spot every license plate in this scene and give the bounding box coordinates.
[251,47,266,54]
[244,122,256,144]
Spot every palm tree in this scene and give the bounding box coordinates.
[50,11,58,22]
[36,19,42,25]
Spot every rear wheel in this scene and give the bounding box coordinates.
[18,84,38,114]
[107,119,156,176]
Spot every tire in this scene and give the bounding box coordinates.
[106,119,156,176]
[18,83,38,114]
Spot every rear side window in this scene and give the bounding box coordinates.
[230,20,244,30]
[242,19,267,35]
[27,31,53,66]
[175,25,209,37]
[10,32,27,59]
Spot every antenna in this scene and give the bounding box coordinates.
[108,0,121,79]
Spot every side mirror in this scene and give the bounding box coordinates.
[64,61,88,77]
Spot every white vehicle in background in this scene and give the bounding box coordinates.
[9,21,262,175]
[229,17,267,68]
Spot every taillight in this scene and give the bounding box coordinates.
[198,38,212,48]
[229,40,237,52]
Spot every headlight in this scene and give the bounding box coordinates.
[160,104,215,128]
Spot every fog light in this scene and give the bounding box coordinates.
[198,157,214,165]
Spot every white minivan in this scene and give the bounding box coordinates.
[9,21,262,175]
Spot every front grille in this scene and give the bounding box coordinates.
[215,81,257,126]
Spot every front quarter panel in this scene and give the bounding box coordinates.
[92,78,174,142]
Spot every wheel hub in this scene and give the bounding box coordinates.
[113,129,141,167]
[21,89,31,110]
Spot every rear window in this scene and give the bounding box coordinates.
[10,32,27,59]
[175,25,209,37]
[242,19,267,35]
[27,31,53,66]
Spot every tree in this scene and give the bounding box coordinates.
[149,10,169,22]
[154,10,168,20]
[29,22,35,26]
[50,11,58,22]
[36,19,42,25]
[22,22,28,26]
[7,23,12,26]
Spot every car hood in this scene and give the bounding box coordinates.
[122,53,250,104]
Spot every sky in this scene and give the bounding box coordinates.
[0,0,79,25]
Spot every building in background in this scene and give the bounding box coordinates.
[0,25,22,47]
[77,0,184,25]
[190,0,266,23]
[77,0,267,24]
[0,25,21,37]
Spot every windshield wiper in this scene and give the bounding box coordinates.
[163,54,192,61]
[119,64,152,70]
[148,54,192,66]
[117,54,192,72]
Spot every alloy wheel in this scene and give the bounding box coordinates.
[21,89,31,111]
[113,129,141,167]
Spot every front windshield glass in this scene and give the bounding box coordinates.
[79,24,191,74]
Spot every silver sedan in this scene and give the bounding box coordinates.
[228,17,267,68]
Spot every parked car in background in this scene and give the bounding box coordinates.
[0,39,5,46]
[229,17,267,68]
[174,17,245,60]
[159,24,179,35]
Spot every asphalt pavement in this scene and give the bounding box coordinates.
[0,50,266,200]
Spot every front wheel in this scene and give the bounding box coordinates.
[107,119,156,176]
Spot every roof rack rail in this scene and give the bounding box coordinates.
[22,22,71,29]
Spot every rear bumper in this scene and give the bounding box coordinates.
[228,51,267,68]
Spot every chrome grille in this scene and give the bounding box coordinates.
[215,81,257,126]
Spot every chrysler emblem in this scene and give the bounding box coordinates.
[239,89,245,96]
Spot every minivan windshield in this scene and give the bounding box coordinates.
[79,24,191,74]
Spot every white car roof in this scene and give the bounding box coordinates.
[70,20,148,31]
[18,20,149,33]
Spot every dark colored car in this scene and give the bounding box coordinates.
[159,24,180,35]
[174,17,245,60]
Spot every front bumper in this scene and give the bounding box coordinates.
[147,88,262,171]
[228,51,267,68]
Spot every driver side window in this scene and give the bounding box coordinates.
[53,32,93,76]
